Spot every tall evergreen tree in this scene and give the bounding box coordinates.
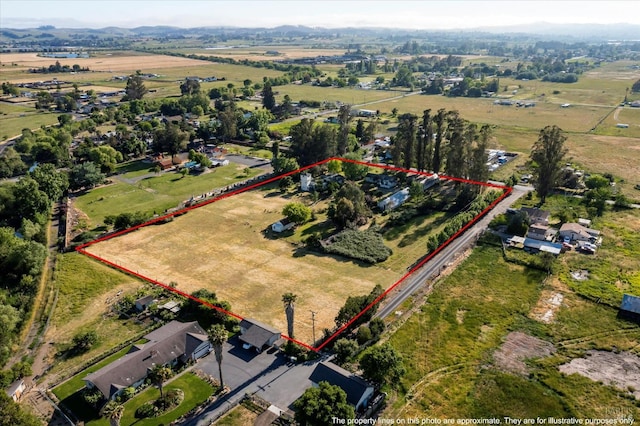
[262,82,276,111]
[337,104,352,155]
[531,125,568,203]
[432,108,447,173]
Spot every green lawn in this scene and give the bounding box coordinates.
[74,164,263,225]
[87,373,214,426]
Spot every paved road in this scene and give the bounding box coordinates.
[376,185,533,320]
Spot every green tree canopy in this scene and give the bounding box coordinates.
[359,343,406,387]
[530,125,568,203]
[293,381,355,426]
[125,74,148,100]
[69,162,106,191]
[282,202,312,224]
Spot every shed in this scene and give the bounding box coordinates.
[620,294,640,322]
[271,218,295,233]
[238,318,281,351]
[378,188,410,211]
[6,379,26,402]
[309,362,374,412]
[523,238,562,255]
[135,295,156,312]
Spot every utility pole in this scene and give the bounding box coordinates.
[310,310,317,345]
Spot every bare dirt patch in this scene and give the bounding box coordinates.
[85,189,400,345]
[559,350,640,399]
[493,332,556,375]
[530,290,564,323]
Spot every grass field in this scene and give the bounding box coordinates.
[73,163,262,226]
[84,187,403,345]
[384,243,640,418]
[0,111,59,139]
[43,253,148,381]
[373,93,609,133]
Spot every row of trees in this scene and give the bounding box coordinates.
[391,108,491,184]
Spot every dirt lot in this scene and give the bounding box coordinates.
[493,331,556,375]
[84,189,400,345]
[559,350,640,399]
[0,52,209,72]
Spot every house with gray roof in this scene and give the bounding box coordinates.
[309,361,374,412]
[238,318,281,352]
[84,321,210,400]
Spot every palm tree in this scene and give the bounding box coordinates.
[282,293,298,339]
[101,400,124,426]
[207,324,227,389]
[149,364,172,398]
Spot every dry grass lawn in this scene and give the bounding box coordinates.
[0,52,209,72]
[85,189,401,345]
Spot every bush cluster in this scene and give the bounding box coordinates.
[322,229,391,264]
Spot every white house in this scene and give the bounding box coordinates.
[271,218,295,233]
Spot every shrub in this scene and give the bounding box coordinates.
[357,326,372,345]
[322,229,391,263]
[135,402,156,418]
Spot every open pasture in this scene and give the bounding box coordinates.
[84,188,401,345]
[0,51,209,72]
[174,45,348,61]
[374,93,608,133]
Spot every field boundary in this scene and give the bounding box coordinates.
[76,157,510,351]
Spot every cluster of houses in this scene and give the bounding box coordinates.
[506,207,602,255]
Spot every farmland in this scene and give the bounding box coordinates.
[84,186,402,345]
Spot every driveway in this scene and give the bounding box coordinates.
[186,336,323,425]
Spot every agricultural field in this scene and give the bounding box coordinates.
[83,186,402,345]
[170,45,349,61]
[384,241,640,419]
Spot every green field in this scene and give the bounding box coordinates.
[74,163,263,225]
[0,111,59,139]
[385,243,640,418]
[45,253,148,381]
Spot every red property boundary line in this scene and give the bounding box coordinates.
[76,157,510,352]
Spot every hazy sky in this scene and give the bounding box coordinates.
[1,1,639,29]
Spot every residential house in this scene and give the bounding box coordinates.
[520,207,550,226]
[271,218,295,233]
[84,321,211,400]
[238,318,281,352]
[619,294,640,322]
[6,379,26,402]
[135,295,156,312]
[378,188,410,211]
[526,224,556,242]
[559,223,600,243]
[378,175,398,190]
[309,362,374,412]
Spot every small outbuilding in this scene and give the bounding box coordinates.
[238,318,281,352]
[135,295,156,312]
[6,379,26,402]
[378,188,410,211]
[271,218,295,233]
[619,294,640,323]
